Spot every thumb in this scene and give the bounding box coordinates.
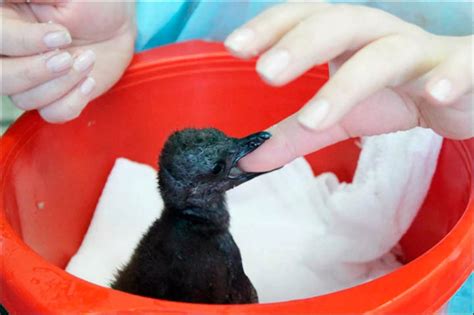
[1,19,71,56]
[238,113,349,172]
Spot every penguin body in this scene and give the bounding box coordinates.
[112,128,270,304]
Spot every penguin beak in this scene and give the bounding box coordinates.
[226,131,272,184]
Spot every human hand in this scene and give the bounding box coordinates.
[224,3,473,171]
[1,1,135,123]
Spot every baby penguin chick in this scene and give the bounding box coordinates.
[112,128,272,304]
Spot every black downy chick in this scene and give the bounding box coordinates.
[112,128,272,304]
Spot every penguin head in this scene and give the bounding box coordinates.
[158,128,271,209]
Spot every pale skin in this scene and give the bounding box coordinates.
[226,3,473,172]
[1,0,135,123]
[2,2,472,170]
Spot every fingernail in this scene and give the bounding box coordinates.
[429,79,452,102]
[256,49,290,82]
[46,52,73,73]
[80,77,95,95]
[224,28,255,53]
[297,99,331,130]
[43,31,72,48]
[73,50,96,72]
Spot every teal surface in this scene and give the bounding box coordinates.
[1,97,22,135]
[135,1,280,51]
[447,274,473,315]
[135,1,472,52]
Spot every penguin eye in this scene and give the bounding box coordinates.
[212,161,226,175]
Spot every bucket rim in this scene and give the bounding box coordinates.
[1,40,472,314]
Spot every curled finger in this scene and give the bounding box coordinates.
[425,39,473,105]
[11,50,96,110]
[39,76,96,123]
[224,2,325,58]
[1,50,73,95]
[297,34,433,131]
[254,5,419,86]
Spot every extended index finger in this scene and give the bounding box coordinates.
[238,86,423,172]
[238,113,349,172]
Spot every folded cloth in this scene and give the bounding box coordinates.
[66,158,162,287]
[66,127,442,302]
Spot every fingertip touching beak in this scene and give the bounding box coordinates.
[226,131,273,183]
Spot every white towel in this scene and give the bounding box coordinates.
[66,127,442,303]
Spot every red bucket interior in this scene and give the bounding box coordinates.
[1,41,472,314]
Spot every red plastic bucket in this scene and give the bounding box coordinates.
[1,41,472,314]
